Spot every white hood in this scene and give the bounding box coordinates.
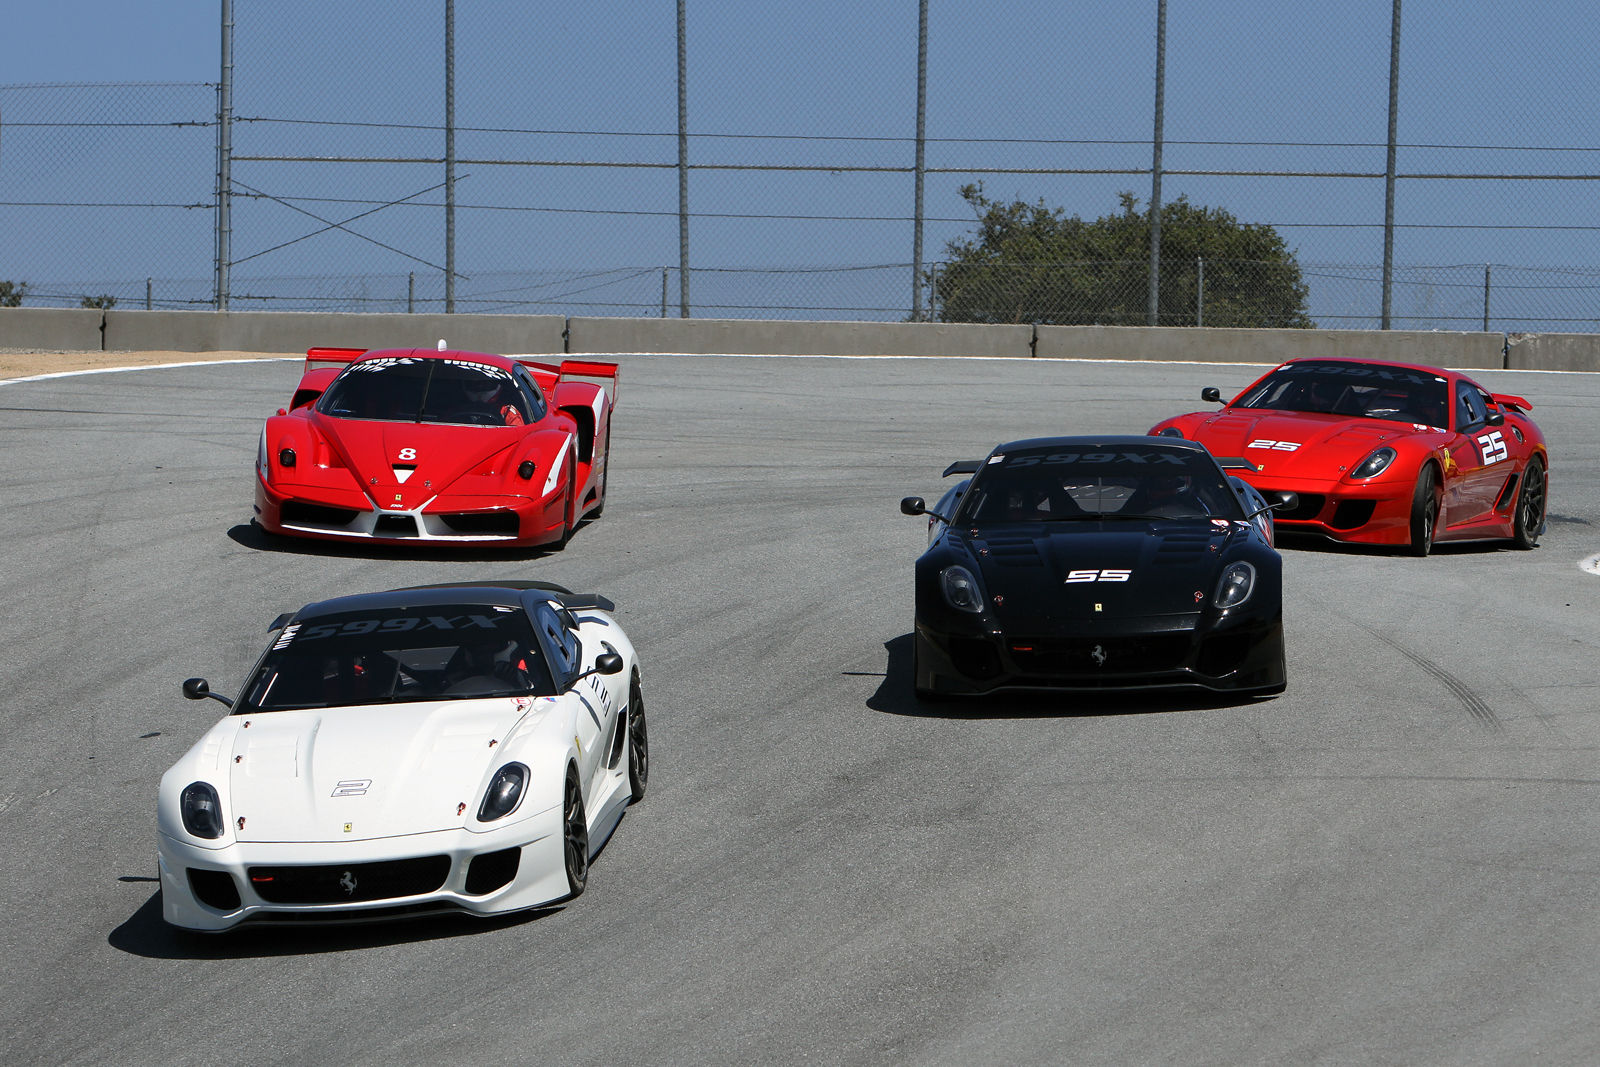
[226,700,535,843]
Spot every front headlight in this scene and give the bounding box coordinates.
[1350,446,1397,480]
[180,782,225,839]
[940,565,985,613]
[1215,561,1256,608]
[1155,426,1184,438]
[477,763,529,822]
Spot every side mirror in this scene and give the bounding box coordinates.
[182,677,234,708]
[1201,387,1222,404]
[1486,410,1505,426]
[570,652,625,688]
[1270,491,1299,511]
[900,496,927,516]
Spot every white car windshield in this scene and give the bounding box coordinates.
[238,604,555,712]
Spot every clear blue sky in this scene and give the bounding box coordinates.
[4,1,1599,325]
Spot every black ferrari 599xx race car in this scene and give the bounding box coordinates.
[900,436,1287,700]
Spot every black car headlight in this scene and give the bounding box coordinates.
[1215,561,1256,608]
[180,782,225,839]
[477,763,529,822]
[940,565,985,613]
[1350,446,1396,480]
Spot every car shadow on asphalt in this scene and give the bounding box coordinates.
[108,886,562,959]
[226,522,583,563]
[866,633,1280,721]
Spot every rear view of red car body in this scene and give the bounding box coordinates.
[1149,357,1547,556]
[254,346,617,550]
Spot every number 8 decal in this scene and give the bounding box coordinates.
[397,447,417,461]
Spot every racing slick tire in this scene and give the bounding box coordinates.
[562,767,589,899]
[627,681,649,803]
[1512,456,1546,550]
[589,429,610,520]
[1407,464,1440,557]
[553,454,578,551]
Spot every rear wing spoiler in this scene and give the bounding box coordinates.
[514,357,621,409]
[303,347,368,373]
[942,460,982,477]
[1491,392,1532,414]
[1216,457,1259,472]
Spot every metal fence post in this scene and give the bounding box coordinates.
[1147,0,1167,327]
[1483,264,1491,332]
[1196,257,1204,327]
[214,0,233,311]
[911,0,928,322]
[444,0,456,314]
[1381,0,1402,329]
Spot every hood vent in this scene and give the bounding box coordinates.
[393,464,417,484]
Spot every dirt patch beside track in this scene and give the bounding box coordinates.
[0,350,293,381]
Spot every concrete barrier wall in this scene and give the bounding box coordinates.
[1505,333,1600,372]
[13,306,1600,371]
[99,310,567,355]
[1036,325,1508,369]
[566,316,1033,357]
[0,308,106,351]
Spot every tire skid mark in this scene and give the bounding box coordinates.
[1343,614,1503,732]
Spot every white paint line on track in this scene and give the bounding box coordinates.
[0,356,300,387]
[1580,553,1600,577]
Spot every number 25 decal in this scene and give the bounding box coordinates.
[1066,569,1132,583]
[1476,431,1507,465]
[397,447,417,461]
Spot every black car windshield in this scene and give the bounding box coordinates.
[236,604,556,713]
[315,356,533,427]
[1232,359,1450,427]
[956,445,1240,524]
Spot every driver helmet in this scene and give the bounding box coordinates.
[465,379,499,404]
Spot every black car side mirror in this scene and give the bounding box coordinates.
[1201,387,1222,404]
[182,677,234,708]
[1486,410,1504,426]
[900,496,926,516]
[570,652,625,688]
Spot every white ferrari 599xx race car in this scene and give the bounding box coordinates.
[157,581,646,932]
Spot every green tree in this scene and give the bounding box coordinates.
[930,187,1312,328]
[0,280,28,307]
[81,294,117,309]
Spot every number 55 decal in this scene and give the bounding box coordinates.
[1477,430,1507,465]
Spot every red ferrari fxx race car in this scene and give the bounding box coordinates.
[254,346,617,549]
[1149,357,1547,556]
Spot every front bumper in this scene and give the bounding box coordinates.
[254,478,567,547]
[1247,473,1413,546]
[913,613,1286,697]
[156,804,569,932]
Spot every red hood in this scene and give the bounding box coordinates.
[312,416,518,509]
[1189,410,1432,477]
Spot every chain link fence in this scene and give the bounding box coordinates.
[6,2,1600,331]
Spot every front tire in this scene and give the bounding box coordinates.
[1408,465,1440,557]
[562,769,589,899]
[553,454,577,550]
[1512,456,1546,550]
[627,683,649,803]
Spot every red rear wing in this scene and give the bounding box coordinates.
[304,347,369,373]
[1492,392,1532,413]
[514,356,620,408]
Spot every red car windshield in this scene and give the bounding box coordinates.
[315,356,533,427]
[1233,360,1449,428]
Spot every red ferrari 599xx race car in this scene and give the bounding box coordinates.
[254,345,617,550]
[1149,357,1548,556]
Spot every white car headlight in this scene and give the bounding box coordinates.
[180,782,225,839]
[1215,561,1256,609]
[940,565,985,613]
[478,763,529,822]
[1350,446,1396,480]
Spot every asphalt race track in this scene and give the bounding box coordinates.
[5,353,1600,1065]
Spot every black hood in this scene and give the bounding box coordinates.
[960,519,1247,630]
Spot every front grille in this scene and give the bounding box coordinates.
[188,868,242,911]
[373,514,420,537]
[1277,493,1325,521]
[439,511,519,537]
[464,847,521,895]
[282,501,361,526]
[1329,500,1376,530]
[247,855,450,904]
[1009,633,1191,675]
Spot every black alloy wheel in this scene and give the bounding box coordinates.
[627,684,649,803]
[1512,457,1546,550]
[1408,465,1440,557]
[563,769,589,898]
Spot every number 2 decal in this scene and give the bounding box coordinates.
[1476,431,1507,465]
[397,447,417,461]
